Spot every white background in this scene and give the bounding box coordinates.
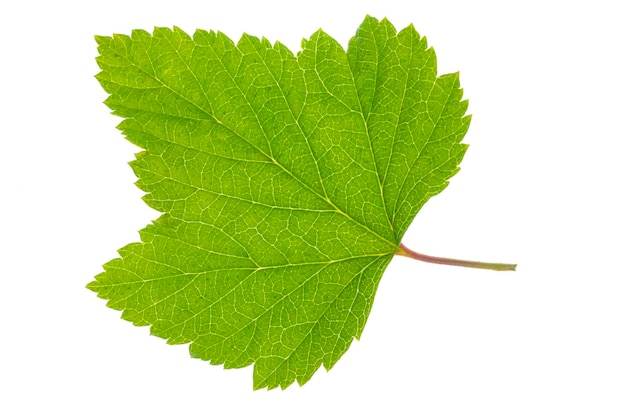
[1,0,625,415]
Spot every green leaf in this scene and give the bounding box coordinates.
[89,15,471,390]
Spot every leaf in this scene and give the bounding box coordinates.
[89,15,472,390]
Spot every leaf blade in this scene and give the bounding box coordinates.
[90,16,470,389]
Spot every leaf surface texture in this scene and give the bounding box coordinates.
[89,16,470,389]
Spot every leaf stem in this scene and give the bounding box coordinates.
[396,243,516,271]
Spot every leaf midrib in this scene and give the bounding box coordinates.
[155,253,390,354]
[102,34,399,251]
